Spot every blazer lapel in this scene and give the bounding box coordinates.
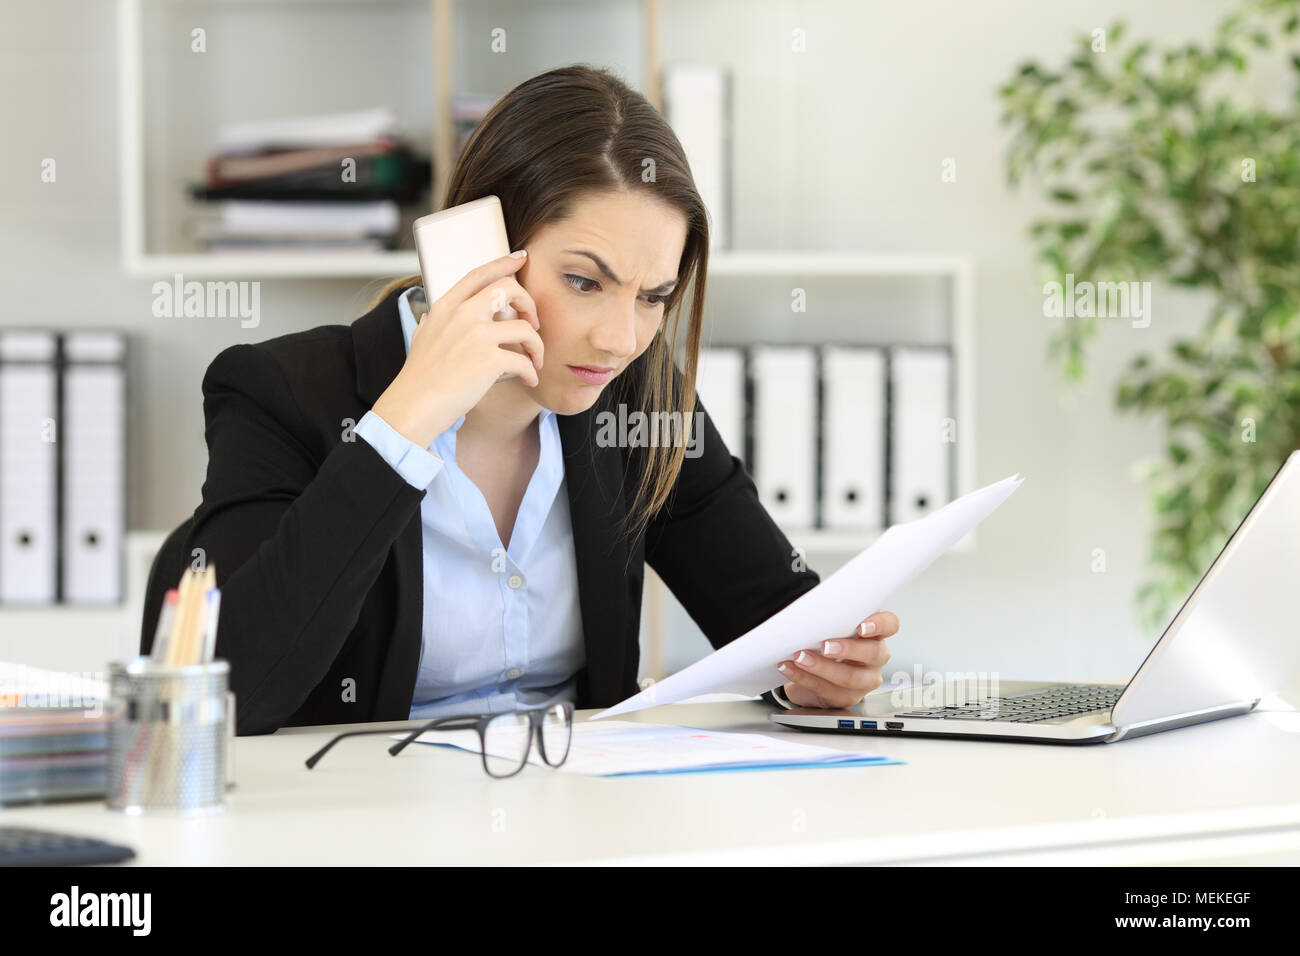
[351,284,411,410]
[350,285,427,718]
[558,395,632,708]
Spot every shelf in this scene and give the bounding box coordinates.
[699,253,977,545]
[117,0,660,278]
[706,251,973,278]
[122,250,971,282]
[123,250,419,280]
[118,0,439,274]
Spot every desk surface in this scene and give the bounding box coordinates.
[6,700,1300,865]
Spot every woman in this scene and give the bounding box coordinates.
[181,65,898,735]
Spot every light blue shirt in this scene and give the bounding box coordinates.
[352,286,585,720]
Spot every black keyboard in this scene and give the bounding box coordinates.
[893,683,1124,723]
[0,826,135,867]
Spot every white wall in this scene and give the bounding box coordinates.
[6,0,1295,700]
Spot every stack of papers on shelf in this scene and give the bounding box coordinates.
[190,200,404,254]
[395,720,902,777]
[187,106,431,250]
[0,663,112,805]
[217,106,401,153]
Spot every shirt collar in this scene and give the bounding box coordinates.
[396,286,554,433]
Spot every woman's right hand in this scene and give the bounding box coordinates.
[371,250,543,449]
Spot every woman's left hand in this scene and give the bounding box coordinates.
[777,611,898,709]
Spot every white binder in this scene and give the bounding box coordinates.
[750,345,816,530]
[821,346,886,532]
[663,63,731,249]
[0,331,59,603]
[889,347,954,524]
[61,332,127,604]
[695,347,745,462]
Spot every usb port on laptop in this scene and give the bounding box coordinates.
[837,719,855,728]
[861,720,877,729]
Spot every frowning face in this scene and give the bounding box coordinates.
[513,188,689,415]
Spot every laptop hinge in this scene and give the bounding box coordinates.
[1106,699,1259,742]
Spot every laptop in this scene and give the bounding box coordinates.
[770,450,1300,745]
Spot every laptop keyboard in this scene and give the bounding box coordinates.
[892,683,1124,723]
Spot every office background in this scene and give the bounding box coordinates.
[4,0,1295,701]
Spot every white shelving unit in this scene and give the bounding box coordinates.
[709,250,971,278]
[705,251,976,550]
[116,0,438,277]
[115,0,662,277]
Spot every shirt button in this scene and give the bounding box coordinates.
[507,574,524,589]
[506,667,522,679]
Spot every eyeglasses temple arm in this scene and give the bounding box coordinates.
[305,726,421,769]
[388,717,481,756]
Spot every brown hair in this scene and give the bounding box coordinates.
[365,64,709,546]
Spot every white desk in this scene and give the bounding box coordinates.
[5,701,1300,865]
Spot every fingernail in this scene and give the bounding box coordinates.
[795,651,813,666]
[823,641,842,655]
[858,621,875,636]
[510,249,527,258]
[778,663,793,675]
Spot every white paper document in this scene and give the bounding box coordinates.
[590,473,1024,720]
[395,720,898,776]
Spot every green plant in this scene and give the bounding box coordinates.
[999,0,1300,631]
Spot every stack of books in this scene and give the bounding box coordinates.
[0,664,111,805]
[186,106,432,253]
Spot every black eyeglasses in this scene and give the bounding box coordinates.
[305,701,574,778]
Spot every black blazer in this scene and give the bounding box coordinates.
[187,284,820,735]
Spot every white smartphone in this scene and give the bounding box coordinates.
[412,195,524,382]
[412,195,518,324]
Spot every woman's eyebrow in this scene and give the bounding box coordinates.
[564,249,678,294]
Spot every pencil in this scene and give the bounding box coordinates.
[164,570,193,668]
[202,586,221,664]
[187,566,217,666]
[150,589,179,664]
[200,567,216,662]
[168,569,202,668]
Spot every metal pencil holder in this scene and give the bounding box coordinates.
[106,657,233,815]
